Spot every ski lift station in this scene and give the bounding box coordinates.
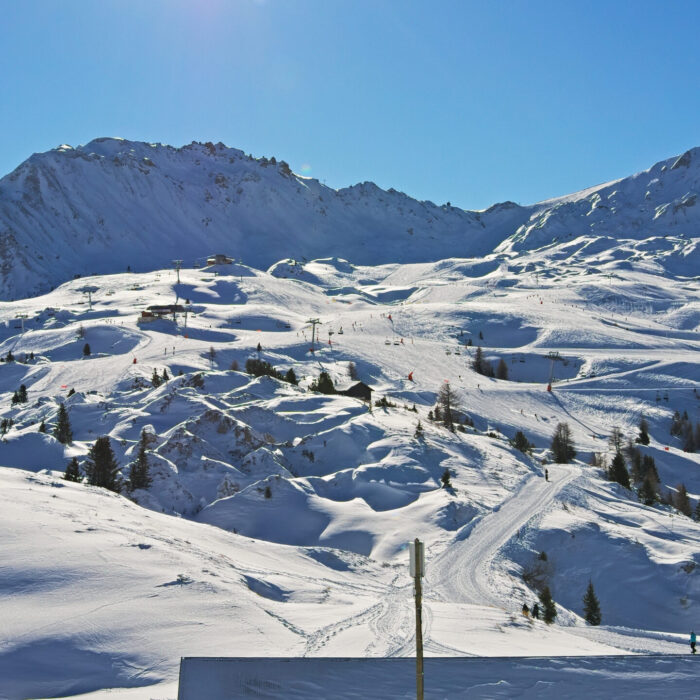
[206,253,234,265]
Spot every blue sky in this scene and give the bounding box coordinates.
[2,0,700,209]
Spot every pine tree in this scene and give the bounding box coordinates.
[609,451,630,489]
[83,343,91,357]
[472,346,484,375]
[675,483,692,517]
[441,468,452,489]
[539,586,557,624]
[582,580,602,625]
[636,417,650,445]
[151,369,162,387]
[608,426,625,454]
[414,420,425,440]
[496,358,509,380]
[551,422,576,463]
[38,420,47,433]
[84,436,121,493]
[63,457,81,483]
[512,430,532,454]
[639,475,658,506]
[256,342,262,353]
[13,385,28,403]
[128,429,153,491]
[310,371,335,394]
[161,368,169,382]
[438,381,460,431]
[53,403,73,444]
[285,368,298,385]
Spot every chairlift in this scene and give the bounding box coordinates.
[393,339,400,345]
[455,349,461,355]
[338,327,344,335]
[384,339,391,345]
[445,349,452,355]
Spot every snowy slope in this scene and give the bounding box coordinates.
[1,245,698,698]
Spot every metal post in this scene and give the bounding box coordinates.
[173,259,183,285]
[410,538,425,700]
[415,566,424,700]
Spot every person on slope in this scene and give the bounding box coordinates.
[691,631,697,654]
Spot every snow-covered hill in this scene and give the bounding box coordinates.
[1,138,698,300]
[0,243,698,697]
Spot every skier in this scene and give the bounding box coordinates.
[532,603,540,619]
[522,603,530,617]
[691,631,697,654]
[408,371,414,381]
[545,468,549,482]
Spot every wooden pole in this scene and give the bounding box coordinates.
[414,538,424,700]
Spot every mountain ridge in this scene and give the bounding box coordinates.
[0,138,698,300]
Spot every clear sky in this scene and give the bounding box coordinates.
[2,0,700,210]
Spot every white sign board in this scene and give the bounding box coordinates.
[409,539,424,578]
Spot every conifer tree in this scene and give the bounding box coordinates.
[53,403,73,444]
[636,417,650,445]
[437,381,460,431]
[128,429,153,491]
[38,420,47,433]
[12,385,28,404]
[472,346,485,375]
[582,580,602,625]
[639,475,658,506]
[609,451,630,489]
[675,483,692,517]
[512,430,532,454]
[285,368,298,385]
[551,423,576,463]
[310,371,335,394]
[608,426,625,454]
[83,343,91,357]
[63,457,81,483]
[84,436,121,493]
[440,468,452,489]
[161,368,169,382]
[151,369,162,387]
[539,586,557,624]
[414,420,425,440]
[496,358,509,380]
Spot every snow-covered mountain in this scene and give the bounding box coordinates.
[1,138,698,300]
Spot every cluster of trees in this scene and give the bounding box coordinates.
[426,381,473,432]
[590,419,700,517]
[245,358,298,385]
[0,417,14,436]
[472,346,509,380]
[64,429,153,493]
[309,370,334,394]
[671,410,700,452]
[11,385,28,405]
[151,368,170,387]
[1,351,35,363]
